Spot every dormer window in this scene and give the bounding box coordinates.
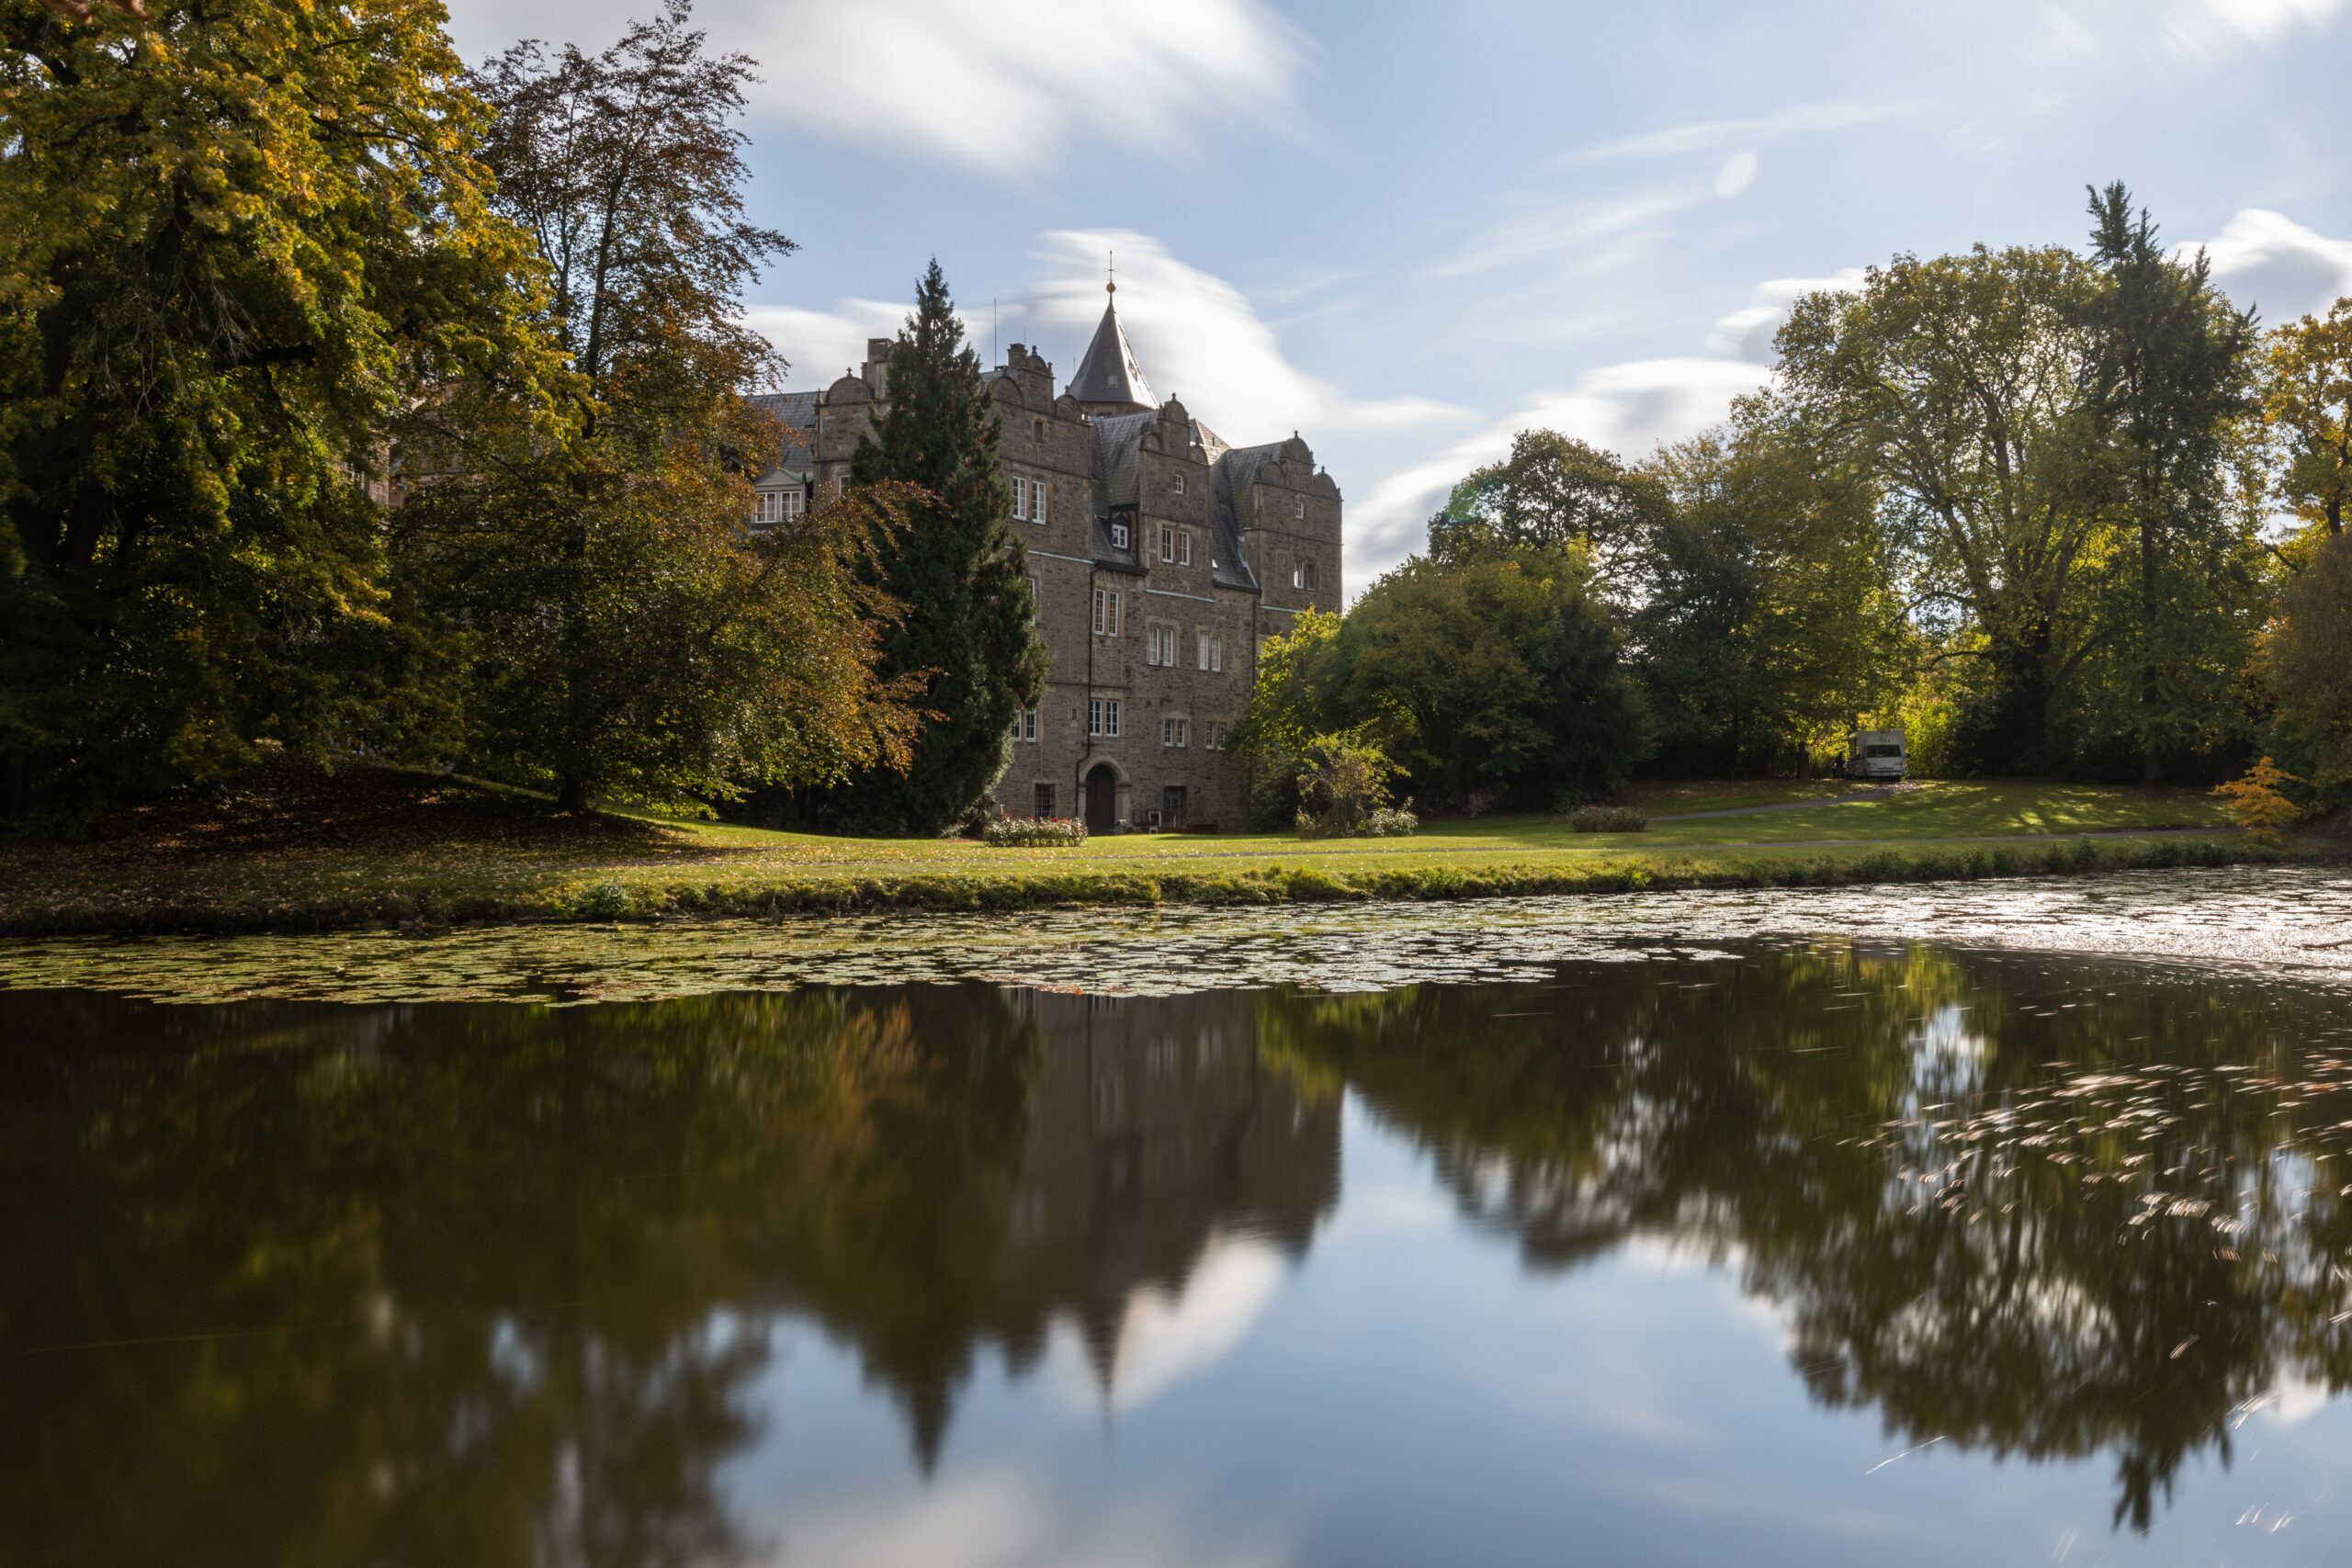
[1111,521,1130,549]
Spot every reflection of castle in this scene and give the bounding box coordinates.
[992,990,1340,1403]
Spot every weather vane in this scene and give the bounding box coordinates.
[1107,250,1116,295]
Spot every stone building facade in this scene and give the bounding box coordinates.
[750,286,1343,831]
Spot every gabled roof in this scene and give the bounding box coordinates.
[1068,290,1157,413]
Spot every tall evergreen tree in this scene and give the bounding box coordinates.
[794,263,1046,834]
[2078,184,2261,781]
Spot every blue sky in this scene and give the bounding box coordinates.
[447,0,2352,588]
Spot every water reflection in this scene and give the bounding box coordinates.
[3,949,2350,1563]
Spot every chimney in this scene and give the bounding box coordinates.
[863,338,892,400]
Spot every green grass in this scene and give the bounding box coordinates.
[0,761,2296,937]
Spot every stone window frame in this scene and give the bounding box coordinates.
[1196,629,1222,672]
[1160,716,1189,749]
[1088,697,1122,738]
[1091,588,1122,637]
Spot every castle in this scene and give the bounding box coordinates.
[750,284,1343,831]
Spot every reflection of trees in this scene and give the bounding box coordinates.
[1261,951,2352,1531]
[0,982,1337,1565]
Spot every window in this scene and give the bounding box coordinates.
[1026,574,1040,623]
[1163,784,1187,817]
[1292,560,1318,591]
[1011,477,1026,521]
[1032,416,1046,442]
[1173,474,1186,495]
[1178,531,1192,566]
[1178,718,1189,747]
[1092,588,1121,637]
[1294,498,1306,520]
[1034,479,1048,523]
[1148,624,1177,666]
[1088,698,1122,738]
[753,488,803,527]
[1197,631,1222,672]
[1161,717,1188,748]
[1034,783,1055,818]
[1204,722,1227,751]
[1159,525,1175,562]
[1110,521,1130,549]
[1008,708,1037,742]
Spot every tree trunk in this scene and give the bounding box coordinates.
[557,774,588,813]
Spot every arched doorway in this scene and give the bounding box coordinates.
[1083,763,1119,832]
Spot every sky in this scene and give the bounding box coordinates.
[444,0,2352,591]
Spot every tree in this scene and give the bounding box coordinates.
[1777,245,2109,773]
[0,0,551,818]
[395,2,919,812]
[1636,409,1909,775]
[779,262,1047,836]
[1252,547,1644,812]
[2262,532,2352,811]
[2264,299,2352,545]
[2077,184,2262,781]
[394,464,928,810]
[1426,430,1670,598]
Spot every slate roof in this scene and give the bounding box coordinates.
[744,391,820,483]
[1086,411,1154,572]
[1068,293,1157,412]
[1210,441,1289,592]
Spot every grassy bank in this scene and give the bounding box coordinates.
[0,758,2319,936]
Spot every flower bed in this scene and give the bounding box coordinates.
[981,817,1089,848]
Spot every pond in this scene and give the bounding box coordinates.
[6,871,2352,1566]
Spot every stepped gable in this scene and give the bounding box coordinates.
[1068,286,1157,414]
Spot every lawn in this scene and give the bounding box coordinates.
[0,758,2278,936]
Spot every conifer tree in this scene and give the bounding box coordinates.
[803,263,1046,834]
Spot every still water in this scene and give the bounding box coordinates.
[8,933,2352,1565]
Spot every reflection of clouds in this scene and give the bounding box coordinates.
[776,1471,1290,1568]
[1053,1232,1286,1413]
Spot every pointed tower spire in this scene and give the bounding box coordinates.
[1069,269,1157,417]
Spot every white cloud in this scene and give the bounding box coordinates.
[1713,152,1758,197]
[2181,209,2352,323]
[741,299,921,389]
[1027,230,1471,439]
[1704,270,1867,364]
[1346,357,1775,575]
[1567,100,1927,164]
[729,0,1300,175]
[2200,0,2343,42]
[743,231,1466,446]
[1431,190,1701,281]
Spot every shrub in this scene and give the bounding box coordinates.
[980,817,1088,848]
[2212,756,2304,841]
[1300,800,1420,840]
[573,879,631,918]
[1293,734,1403,839]
[1566,805,1647,832]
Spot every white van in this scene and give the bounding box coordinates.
[1849,729,1906,782]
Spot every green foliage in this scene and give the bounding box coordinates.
[1566,805,1647,832]
[1291,732,1403,838]
[2264,299,2352,543]
[1237,551,1645,816]
[779,262,1048,835]
[0,0,556,818]
[2263,533,2352,810]
[2070,185,2265,779]
[1635,413,1912,775]
[1426,429,1670,593]
[388,4,920,814]
[393,456,926,811]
